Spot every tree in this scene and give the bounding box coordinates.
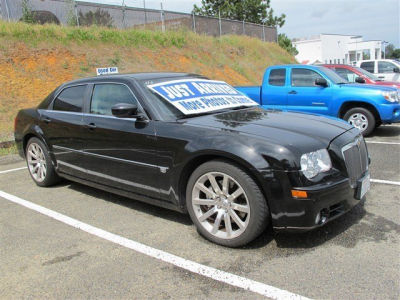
[278,33,298,56]
[193,0,285,27]
[21,0,35,24]
[385,43,400,59]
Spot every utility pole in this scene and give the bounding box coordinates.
[160,1,165,32]
[143,0,147,27]
[218,10,222,37]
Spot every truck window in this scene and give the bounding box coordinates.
[268,69,286,86]
[360,61,374,73]
[53,85,86,112]
[378,61,397,73]
[291,69,324,87]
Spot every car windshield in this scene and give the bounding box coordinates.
[353,66,381,81]
[138,76,258,120]
[318,66,349,84]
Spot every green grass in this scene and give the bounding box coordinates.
[0,20,188,49]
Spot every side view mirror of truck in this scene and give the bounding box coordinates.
[393,67,400,73]
[355,77,366,84]
[315,78,328,87]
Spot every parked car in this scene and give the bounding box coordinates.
[236,65,400,136]
[357,59,400,82]
[323,64,400,88]
[15,72,370,247]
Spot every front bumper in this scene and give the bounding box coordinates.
[378,103,400,123]
[271,176,364,231]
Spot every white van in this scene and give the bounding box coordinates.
[356,59,400,82]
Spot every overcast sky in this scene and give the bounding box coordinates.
[85,0,400,47]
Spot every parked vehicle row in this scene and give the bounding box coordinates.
[236,64,400,136]
[15,72,371,247]
[356,59,400,82]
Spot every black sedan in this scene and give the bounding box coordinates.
[14,72,370,247]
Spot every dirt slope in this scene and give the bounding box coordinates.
[0,21,295,141]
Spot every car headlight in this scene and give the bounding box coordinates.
[382,91,399,103]
[300,149,332,179]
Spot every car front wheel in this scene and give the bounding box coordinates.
[343,107,375,136]
[26,137,60,187]
[186,160,269,247]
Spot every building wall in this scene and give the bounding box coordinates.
[293,34,383,65]
[293,38,322,64]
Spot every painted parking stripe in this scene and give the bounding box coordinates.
[370,179,400,186]
[366,141,400,145]
[0,190,309,300]
[0,166,27,174]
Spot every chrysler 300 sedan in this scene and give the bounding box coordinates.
[14,73,370,247]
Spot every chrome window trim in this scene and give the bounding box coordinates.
[53,145,168,173]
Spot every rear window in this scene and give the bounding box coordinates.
[360,62,374,73]
[268,69,286,86]
[53,85,86,112]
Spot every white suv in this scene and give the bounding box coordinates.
[357,59,400,82]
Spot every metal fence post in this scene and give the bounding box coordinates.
[242,19,245,35]
[192,13,196,33]
[4,0,10,21]
[262,23,265,42]
[143,0,147,28]
[218,10,222,37]
[160,2,165,32]
[121,0,126,29]
[74,1,80,27]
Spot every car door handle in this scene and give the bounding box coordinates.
[41,116,51,124]
[378,76,385,79]
[288,90,297,94]
[87,123,97,130]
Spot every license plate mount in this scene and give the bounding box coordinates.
[355,173,370,200]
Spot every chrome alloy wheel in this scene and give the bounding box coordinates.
[348,113,368,132]
[27,143,47,182]
[191,172,250,239]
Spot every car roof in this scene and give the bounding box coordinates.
[62,72,203,86]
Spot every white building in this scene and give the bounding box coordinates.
[293,34,383,65]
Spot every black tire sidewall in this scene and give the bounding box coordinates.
[186,160,269,247]
[26,137,59,187]
[343,107,375,136]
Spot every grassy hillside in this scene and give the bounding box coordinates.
[0,21,295,142]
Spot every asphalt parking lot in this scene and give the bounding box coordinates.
[1,124,399,300]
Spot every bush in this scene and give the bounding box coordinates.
[78,9,113,27]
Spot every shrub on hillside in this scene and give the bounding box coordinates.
[78,9,113,27]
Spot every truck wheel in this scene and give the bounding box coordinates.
[186,159,269,247]
[343,107,375,136]
[26,137,61,187]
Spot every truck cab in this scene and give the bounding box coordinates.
[236,65,400,136]
[357,59,400,82]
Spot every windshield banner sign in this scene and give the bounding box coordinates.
[147,79,258,115]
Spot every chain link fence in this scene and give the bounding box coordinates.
[0,0,277,42]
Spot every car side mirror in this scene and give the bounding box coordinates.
[355,77,366,84]
[393,67,400,73]
[112,103,143,119]
[315,78,328,87]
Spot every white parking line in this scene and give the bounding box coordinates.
[366,141,400,145]
[0,190,309,300]
[370,179,400,186]
[0,166,27,174]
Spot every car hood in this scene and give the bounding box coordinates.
[340,83,397,92]
[183,107,353,151]
[375,81,400,88]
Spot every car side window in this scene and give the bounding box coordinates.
[334,68,358,83]
[291,68,324,87]
[53,85,86,112]
[360,62,374,73]
[268,69,286,86]
[90,84,138,116]
[378,61,397,73]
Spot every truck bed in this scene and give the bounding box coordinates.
[235,86,261,104]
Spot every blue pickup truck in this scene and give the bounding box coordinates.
[236,64,400,135]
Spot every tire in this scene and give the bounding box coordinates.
[186,159,269,247]
[343,107,376,136]
[26,137,61,187]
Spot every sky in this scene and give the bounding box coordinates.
[84,0,400,47]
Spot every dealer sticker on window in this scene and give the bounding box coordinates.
[147,79,258,115]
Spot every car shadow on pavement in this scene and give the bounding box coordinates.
[244,199,368,250]
[66,182,193,226]
[367,124,400,138]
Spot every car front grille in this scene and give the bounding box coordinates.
[342,136,368,188]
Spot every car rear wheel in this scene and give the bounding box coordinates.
[26,137,60,187]
[186,160,269,247]
[343,107,375,136]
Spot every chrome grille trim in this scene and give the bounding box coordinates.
[341,136,368,188]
